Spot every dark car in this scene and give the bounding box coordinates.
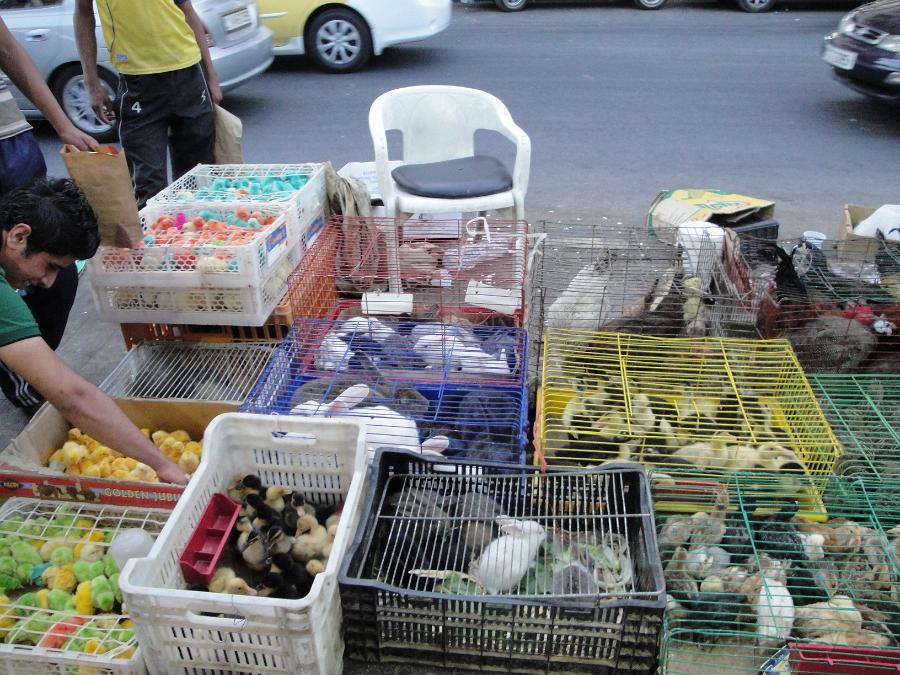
[822,0,900,103]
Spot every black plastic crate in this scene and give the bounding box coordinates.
[731,217,779,240]
[338,450,666,673]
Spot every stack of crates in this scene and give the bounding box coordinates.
[89,164,326,328]
[243,214,533,467]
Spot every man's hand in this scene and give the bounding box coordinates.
[88,82,115,124]
[155,460,190,486]
[57,124,99,151]
[208,79,223,105]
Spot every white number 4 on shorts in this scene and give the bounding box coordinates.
[131,101,142,114]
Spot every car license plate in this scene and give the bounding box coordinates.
[222,7,252,33]
[823,44,857,70]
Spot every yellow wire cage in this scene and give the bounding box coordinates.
[538,330,843,517]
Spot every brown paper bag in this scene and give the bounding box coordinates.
[60,144,141,249]
[213,104,243,164]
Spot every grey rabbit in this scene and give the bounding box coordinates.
[288,373,430,419]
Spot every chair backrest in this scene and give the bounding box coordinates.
[369,85,516,165]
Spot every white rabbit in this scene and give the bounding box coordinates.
[755,573,794,647]
[410,322,479,348]
[314,334,354,372]
[290,384,449,463]
[413,334,510,376]
[337,317,398,343]
[469,518,546,594]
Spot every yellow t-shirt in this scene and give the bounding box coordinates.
[96,0,200,76]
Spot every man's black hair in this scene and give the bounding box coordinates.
[0,178,99,260]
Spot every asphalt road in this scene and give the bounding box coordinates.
[34,0,900,239]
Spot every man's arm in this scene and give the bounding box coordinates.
[0,337,188,484]
[0,17,97,149]
[178,0,222,104]
[73,0,113,125]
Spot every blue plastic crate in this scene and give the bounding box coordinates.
[243,331,528,465]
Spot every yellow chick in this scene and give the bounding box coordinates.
[77,459,95,475]
[96,459,112,478]
[110,458,130,473]
[84,639,107,655]
[74,519,95,531]
[48,564,77,593]
[0,595,16,639]
[48,449,64,465]
[139,428,151,439]
[184,441,202,456]
[82,464,102,478]
[178,451,199,475]
[159,437,184,459]
[84,439,100,452]
[111,470,129,481]
[67,428,84,442]
[74,531,105,559]
[170,430,191,443]
[123,458,137,470]
[114,647,136,660]
[151,430,170,447]
[127,463,158,483]
[61,441,87,468]
[74,580,94,615]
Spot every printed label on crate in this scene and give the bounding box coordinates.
[0,470,182,508]
[465,280,520,314]
[265,222,289,267]
[304,213,326,247]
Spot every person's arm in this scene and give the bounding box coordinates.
[73,0,113,125]
[0,337,188,485]
[177,0,222,104]
[0,17,97,149]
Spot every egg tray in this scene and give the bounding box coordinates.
[338,450,665,673]
[656,474,900,675]
[0,498,169,674]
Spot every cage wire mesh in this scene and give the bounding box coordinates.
[654,474,900,675]
[528,222,765,391]
[287,216,529,326]
[734,236,900,374]
[339,451,665,672]
[275,316,526,388]
[538,330,842,515]
[0,499,169,661]
[99,341,277,403]
[242,331,528,465]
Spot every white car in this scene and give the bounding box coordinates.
[258,0,452,73]
[1,0,273,142]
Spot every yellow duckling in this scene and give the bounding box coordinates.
[74,580,94,615]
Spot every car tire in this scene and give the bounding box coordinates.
[736,0,776,12]
[50,64,119,143]
[495,0,529,10]
[307,9,372,73]
[634,0,667,9]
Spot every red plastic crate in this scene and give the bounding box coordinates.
[789,643,900,674]
[178,492,241,585]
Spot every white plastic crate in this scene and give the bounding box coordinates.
[0,498,172,675]
[146,163,327,246]
[119,413,367,675]
[89,235,303,326]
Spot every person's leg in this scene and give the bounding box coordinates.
[116,72,172,208]
[168,64,215,180]
[0,130,47,194]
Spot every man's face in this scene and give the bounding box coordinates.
[1,224,76,290]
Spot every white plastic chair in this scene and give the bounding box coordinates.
[369,85,531,221]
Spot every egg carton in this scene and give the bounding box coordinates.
[146,163,327,247]
[89,236,304,326]
[0,498,171,675]
[119,413,367,675]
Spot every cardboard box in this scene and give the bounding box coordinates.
[0,399,236,507]
[839,204,878,242]
[647,189,776,242]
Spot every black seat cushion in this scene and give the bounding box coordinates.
[391,155,513,199]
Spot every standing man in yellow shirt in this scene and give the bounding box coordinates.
[74,0,222,207]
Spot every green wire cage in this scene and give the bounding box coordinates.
[652,472,900,674]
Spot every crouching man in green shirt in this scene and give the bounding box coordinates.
[0,178,187,484]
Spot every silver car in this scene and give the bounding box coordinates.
[1,0,273,142]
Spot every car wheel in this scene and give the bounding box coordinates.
[51,65,118,143]
[307,9,372,73]
[634,0,667,9]
[736,0,776,12]
[495,0,529,10]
